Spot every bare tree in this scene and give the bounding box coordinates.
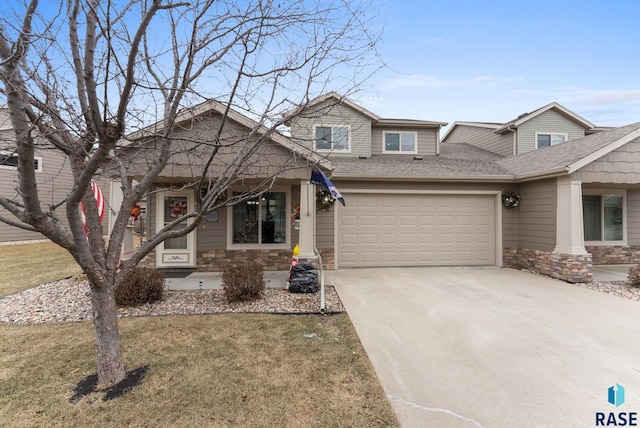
[0,0,380,387]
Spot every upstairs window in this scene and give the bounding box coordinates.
[0,152,42,172]
[314,125,350,152]
[536,132,567,149]
[583,193,624,242]
[383,131,417,154]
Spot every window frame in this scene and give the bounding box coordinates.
[312,124,351,153]
[0,151,42,172]
[382,131,418,154]
[226,185,291,250]
[582,189,626,245]
[535,132,568,150]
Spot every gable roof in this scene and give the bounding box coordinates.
[495,102,595,134]
[497,122,640,180]
[282,92,381,123]
[123,99,331,169]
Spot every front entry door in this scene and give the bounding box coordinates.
[156,189,195,268]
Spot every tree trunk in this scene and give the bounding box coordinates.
[90,282,126,388]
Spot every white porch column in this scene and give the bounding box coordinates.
[297,180,317,258]
[554,176,587,254]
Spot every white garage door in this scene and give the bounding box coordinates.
[338,193,496,267]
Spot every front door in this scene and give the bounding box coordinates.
[156,189,195,268]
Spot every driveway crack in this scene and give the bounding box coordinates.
[387,394,485,427]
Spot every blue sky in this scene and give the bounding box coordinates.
[358,0,640,128]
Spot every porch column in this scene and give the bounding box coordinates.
[554,176,587,254]
[297,180,317,258]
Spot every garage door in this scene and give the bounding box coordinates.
[338,193,496,267]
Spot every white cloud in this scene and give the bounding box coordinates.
[378,73,523,90]
[568,90,640,106]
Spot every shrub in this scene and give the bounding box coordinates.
[221,261,265,303]
[115,267,165,308]
[628,264,640,288]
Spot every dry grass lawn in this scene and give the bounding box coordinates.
[0,314,399,427]
[0,241,81,296]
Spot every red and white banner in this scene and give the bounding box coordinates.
[80,180,105,234]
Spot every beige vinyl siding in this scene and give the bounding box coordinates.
[288,99,372,158]
[445,125,513,157]
[501,186,519,248]
[195,206,227,251]
[371,126,437,156]
[126,115,310,182]
[627,190,640,245]
[515,179,556,251]
[573,138,640,183]
[516,109,586,154]
[316,208,334,248]
[0,135,76,242]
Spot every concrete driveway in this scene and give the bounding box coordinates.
[328,267,640,427]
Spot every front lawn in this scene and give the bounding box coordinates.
[0,314,398,427]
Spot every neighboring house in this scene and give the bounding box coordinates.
[442,102,609,156]
[135,93,640,284]
[0,106,110,243]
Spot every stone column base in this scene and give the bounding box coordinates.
[503,247,593,283]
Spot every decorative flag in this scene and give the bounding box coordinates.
[310,167,345,206]
[80,180,105,233]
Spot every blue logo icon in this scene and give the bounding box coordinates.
[609,384,625,407]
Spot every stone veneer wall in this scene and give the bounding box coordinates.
[503,247,593,283]
[586,245,640,265]
[195,248,336,271]
[137,248,336,271]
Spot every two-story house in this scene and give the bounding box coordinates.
[134,93,640,283]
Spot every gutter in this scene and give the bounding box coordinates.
[332,173,516,182]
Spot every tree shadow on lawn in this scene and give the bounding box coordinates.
[69,365,148,403]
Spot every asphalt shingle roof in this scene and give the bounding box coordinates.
[497,122,640,177]
[331,143,512,180]
[330,123,640,181]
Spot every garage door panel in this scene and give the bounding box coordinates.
[338,193,496,267]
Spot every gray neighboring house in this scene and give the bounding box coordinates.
[0,106,110,243]
[285,93,640,283]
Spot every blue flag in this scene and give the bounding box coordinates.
[310,168,345,206]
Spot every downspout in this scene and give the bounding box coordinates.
[314,247,325,313]
[504,126,517,155]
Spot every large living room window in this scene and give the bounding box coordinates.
[314,125,350,152]
[536,132,567,149]
[231,191,288,245]
[383,131,417,153]
[583,193,624,242]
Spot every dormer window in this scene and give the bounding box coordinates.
[314,125,350,152]
[383,131,417,154]
[536,132,567,149]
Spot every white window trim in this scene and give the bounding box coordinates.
[312,124,351,153]
[226,185,291,250]
[0,151,42,172]
[535,132,568,150]
[582,188,627,246]
[382,131,418,154]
